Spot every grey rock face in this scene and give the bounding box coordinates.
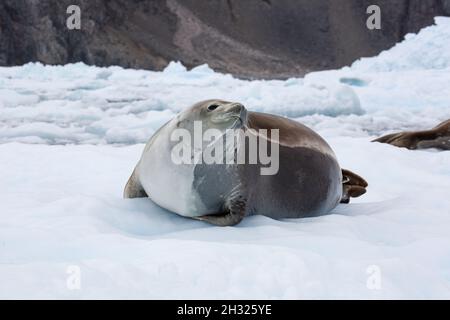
[0,0,448,78]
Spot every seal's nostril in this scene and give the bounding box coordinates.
[228,103,244,113]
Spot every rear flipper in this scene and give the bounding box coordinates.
[340,169,368,204]
[123,167,148,198]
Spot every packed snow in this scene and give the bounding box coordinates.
[1,17,450,299]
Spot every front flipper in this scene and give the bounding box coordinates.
[340,169,368,204]
[193,196,247,226]
[373,131,430,150]
[417,136,450,150]
[123,167,148,199]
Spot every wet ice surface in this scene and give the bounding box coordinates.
[1,18,450,298]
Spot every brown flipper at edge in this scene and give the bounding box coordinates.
[340,169,368,204]
[372,132,404,144]
[372,119,450,150]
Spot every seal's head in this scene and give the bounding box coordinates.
[176,99,248,132]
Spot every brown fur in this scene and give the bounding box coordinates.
[373,119,450,150]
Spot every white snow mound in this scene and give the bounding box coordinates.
[0,62,362,144]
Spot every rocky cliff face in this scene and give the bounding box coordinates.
[1,0,449,78]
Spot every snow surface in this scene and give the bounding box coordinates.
[1,17,450,299]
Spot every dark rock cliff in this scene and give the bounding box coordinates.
[1,0,449,78]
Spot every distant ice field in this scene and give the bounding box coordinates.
[1,17,450,144]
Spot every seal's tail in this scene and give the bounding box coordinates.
[340,169,368,204]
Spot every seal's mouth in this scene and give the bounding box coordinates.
[229,114,248,129]
[225,114,243,126]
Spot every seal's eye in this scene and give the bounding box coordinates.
[207,104,219,111]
